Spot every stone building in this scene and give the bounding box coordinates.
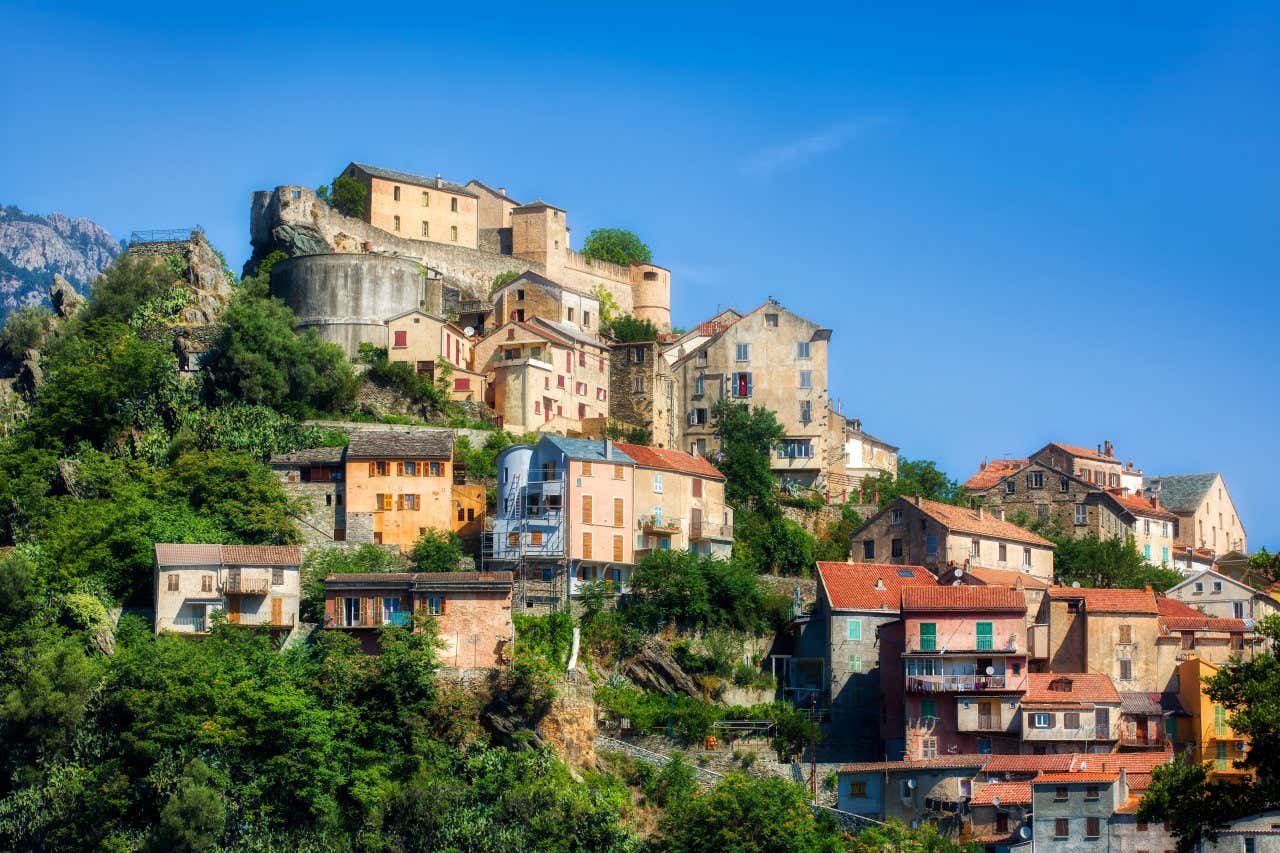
[1029,441,1126,489]
[822,409,899,502]
[1030,765,1177,850]
[968,459,1178,567]
[608,340,677,448]
[385,309,487,403]
[815,561,937,759]
[612,442,733,559]
[472,317,612,435]
[851,496,1055,581]
[492,270,602,336]
[1166,568,1280,622]
[1020,673,1123,753]
[1154,596,1262,686]
[268,446,350,546]
[341,163,481,248]
[1043,587,1161,693]
[324,570,513,665]
[1145,472,1247,554]
[666,299,832,487]
[154,544,302,636]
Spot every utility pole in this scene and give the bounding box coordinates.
[809,692,818,798]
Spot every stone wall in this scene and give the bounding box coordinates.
[608,342,657,437]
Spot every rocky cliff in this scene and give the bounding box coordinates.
[0,205,120,317]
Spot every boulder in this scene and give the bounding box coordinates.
[621,640,702,697]
[49,275,85,320]
[272,223,332,258]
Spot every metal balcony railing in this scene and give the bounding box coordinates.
[907,675,1008,692]
[639,515,681,533]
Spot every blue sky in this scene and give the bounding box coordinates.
[3,3,1278,548]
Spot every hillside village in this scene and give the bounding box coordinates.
[0,160,1277,852]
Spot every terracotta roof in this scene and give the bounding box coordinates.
[1048,586,1158,614]
[971,781,1033,806]
[1157,596,1204,618]
[156,544,301,568]
[1125,772,1153,792]
[1023,673,1121,706]
[840,754,987,773]
[325,572,415,584]
[1106,490,1179,521]
[1033,772,1120,784]
[980,754,1075,774]
[1046,442,1118,464]
[1160,615,1250,633]
[900,585,1026,612]
[221,545,302,566]
[905,498,1053,547]
[346,429,454,459]
[611,442,723,479]
[326,571,512,587]
[965,567,1051,590]
[816,563,936,612]
[964,458,1028,491]
[1073,752,1174,774]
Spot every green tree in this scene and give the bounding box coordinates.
[160,450,298,544]
[299,544,406,622]
[0,304,51,356]
[1041,530,1182,590]
[151,759,226,853]
[661,773,843,853]
[711,400,784,511]
[411,529,463,573]
[490,269,521,295]
[603,314,659,342]
[316,175,369,219]
[814,504,863,562]
[861,457,968,507]
[0,639,100,772]
[84,252,185,324]
[581,228,653,266]
[848,818,980,852]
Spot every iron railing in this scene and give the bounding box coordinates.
[128,227,203,244]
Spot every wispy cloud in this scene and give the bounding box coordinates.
[740,117,889,178]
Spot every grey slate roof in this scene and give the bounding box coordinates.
[466,180,522,206]
[541,435,636,465]
[269,446,346,466]
[346,429,454,459]
[1120,692,1164,716]
[532,316,607,349]
[349,163,478,198]
[1144,473,1220,513]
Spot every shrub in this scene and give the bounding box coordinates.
[581,229,652,267]
[316,175,368,219]
[732,662,757,688]
[0,305,52,356]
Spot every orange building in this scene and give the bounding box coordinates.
[1176,657,1251,779]
[344,430,457,550]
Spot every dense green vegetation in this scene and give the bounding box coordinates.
[1008,511,1184,590]
[603,314,659,342]
[316,175,369,219]
[0,304,52,356]
[859,457,969,508]
[580,228,653,267]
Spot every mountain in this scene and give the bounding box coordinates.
[0,205,121,317]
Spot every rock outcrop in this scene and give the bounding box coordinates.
[621,641,702,697]
[0,206,119,315]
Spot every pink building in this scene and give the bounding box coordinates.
[900,586,1029,758]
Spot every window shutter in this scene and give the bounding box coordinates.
[583,532,593,560]
[396,461,404,476]
[397,494,405,510]
[614,497,624,527]
[613,535,623,562]
[384,494,393,511]
[369,461,376,476]
[582,494,593,524]
[693,478,702,498]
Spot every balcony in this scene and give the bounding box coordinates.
[639,515,681,534]
[691,521,734,542]
[228,612,296,629]
[907,674,1009,692]
[222,571,271,596]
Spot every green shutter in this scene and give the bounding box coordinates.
[921,698,937,719]
[847,617,862,642]
[1215,705,1227,736]
[976,622,993,651]
[920,623,936,651]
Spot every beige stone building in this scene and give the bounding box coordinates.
[466,180,519,230]
[823,408,898,501]
[1166,568,1280,622]
[666,299,832,488]
[612,442,734,558]
[1042,587,1162,692]
[385,310,487,403]
[1144,472,1247,554]
[472,317,612,435]
[851,496,1055,580]
[342,163,480,248]
[1029,441,1126,489]
[492,271,602,336]
[154,544,302,635]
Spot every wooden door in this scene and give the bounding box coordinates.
[978,700,995,731]
[227,594,240,625]
[271,597,283,626]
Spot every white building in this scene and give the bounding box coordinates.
[154,544,302,635]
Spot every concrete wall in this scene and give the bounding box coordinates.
[271,253,433,355]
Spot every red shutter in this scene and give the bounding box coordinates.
[393,330,407,348]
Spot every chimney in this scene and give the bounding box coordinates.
[1152,495,1161,509]
[1104,440,1114,458]
[498,187,506,197]
[980,459,988,471]
[435,174,443,188]
[913,495,922,507]
[977,506,985,520]
[998,509,1005,521]
[603,438,612,460]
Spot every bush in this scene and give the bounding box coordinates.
[732,662,757,688]
[580,228,652,267]
[0,305,51,356]
[358,344,449,413]
[316,175,368,219]
[411,529,463,573]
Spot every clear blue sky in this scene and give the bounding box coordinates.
[3,3,1277,548]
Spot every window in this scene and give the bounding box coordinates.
[995,813,1008,834]
[848,781,866,797]
[342,597,361,627]
[507,532,519,548]
[692,375,705,396]
[1085,817,1100,838]
[731,372,753,397]
[1023,547,1032,568]
[796,340,810,358]
[582,532,593,560]
[919,623,936,651]
[582,494,593,524]
[582,461,593,476]
[1061,476,1070,492]
[734,343,751,361]
[1054,786,1069,802]
[372,460,389,477]
[1075,504,1088,525]
[393,330,408,348]
[1182,632,1195,650]
[271,566,284,586]
[634,376,645,393]
[926,535,938,556]
[201,574,213,592]
[567,307,575,322]
[613,464,625,480]
[847,618,862,641]
[1032,713,1052,728]
[1119,623,1133,644]
[1037,504,1049,519]
[890,509,903,525]
[652,473,665,494]
[613,535,624,561]
[1193,581,1204,594]
[1054,818,1069,838]
[1214,704,1227,736]
[1136,820,1148,832]
[688,407,709,426]
[1005,479,1015,494]
[692,478,703,498]
[1063,711,1080,729]
[1234,601,1246,619]
[921,737,937,758]
[530,531,543,546]
[920,697,937,719]
[1085,784,1100,801]
[862,540,875,560]
[429,462,442,477]
[799,370,812,388]
[1120,659,1133,681]
[450,225,458,241]
[421,221,429,237]
[1144,544,1151,560]
[393,215,401,231]
[998,542,1007,563]
[450,197,458,212]
[1212,580,1223,593]
[422,191,429,206]
[970,538,981,558]
[613,497,624,526]
[1095,707,1110,733]
[1027,471,1044,489]
[799,400,812,423]
[976,622,993,650]
[765,313,778,327]
[393,185,401,201]
[425,596,443,616]
[891,538,903,558]
[167,573,179,591]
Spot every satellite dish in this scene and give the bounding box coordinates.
[1072,581,1082,588]
[955,566,965,576]
[464,326,475,337]
[991,796,1001,807]
[1019,826,1032,840]
[986,666,995,676]
[907,778,917,789]
[952,580,962,586]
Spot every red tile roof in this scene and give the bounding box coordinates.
[971,781,1033,806]
[817,563,937,612]
[1157,596,1204,618]
[1107,490,1179,521]
[1023,673,1121,705]
[907,498,1054,547]
[611,442,723,479]
[840,754,987,773]
[155,544,302,567]
[966,566,1051,590]
[980,754,1075,774]
[1033,772,1121,784]
[1071,752,1174,774]
[1048,586,1158,614]
[1047,442,1117,463]
[964,458,1028,491]
[1156,596,1251,632]
[900,585,1027,612]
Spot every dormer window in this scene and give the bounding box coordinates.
[1049,677,1073,693]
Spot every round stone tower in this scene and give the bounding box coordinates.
[629,263,671,331]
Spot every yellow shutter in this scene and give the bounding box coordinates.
[583,532,592,560]
[396,494,405,511]
[582,494,593,524]
[582,461,592,477]
[383,494,393,511]
[613,535,623,562]
[614,497,624,527]
[396,461,404,476]
[369,461,376,476]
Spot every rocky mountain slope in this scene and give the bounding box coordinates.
[0,205,120,317]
